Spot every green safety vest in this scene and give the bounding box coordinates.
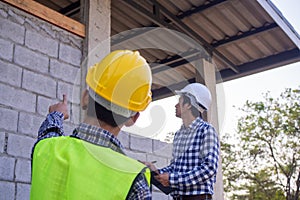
[30,136,150,200]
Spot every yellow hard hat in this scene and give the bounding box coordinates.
[86,50,152,113]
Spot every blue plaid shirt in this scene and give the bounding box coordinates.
[35,111,151,200]
[159,117,219,196]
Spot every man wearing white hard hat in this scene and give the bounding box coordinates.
[146,83,220,200]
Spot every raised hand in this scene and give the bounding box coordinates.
[48,94,69,120]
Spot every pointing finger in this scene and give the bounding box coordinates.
[63,94,68,104]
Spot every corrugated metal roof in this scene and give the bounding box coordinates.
[34,0,300,100]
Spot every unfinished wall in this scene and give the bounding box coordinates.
[0,2,173,200]
[0,1,82,199]
[118,131,173,199]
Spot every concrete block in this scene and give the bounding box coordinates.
[0,181,15,200]
[118,131,129,149]
[7,134,35,159]
[14,45,49,73]
[125,150,146,162]
[0,132,5,153]
[0,107,18,132]
[57,81,81,104]
[37,96,57,116]
[25,30,58,58]
[0,5,8,18]
[0,37,13,61]
[50,59,80,84]
[16,183,31,200]
[22,70,56,98]
[70,104,81,125]
[146,154,169,169]
[25,30,58,57]
[0,156,15,181]
[152,191,170,200]
[59,43,82,66]
[153,139,173,157]
[39,23,57,39]
[0,60,22,87]
[152,185,163,193]
[0,83,36,113]
[24,17,41,32]
[18,112,44,137]
[64,122,78,136]
[0,18,25,44]
[15,158,31,182]
[130,135,153,153]
[8,9,25,24]
[68,35,83,50]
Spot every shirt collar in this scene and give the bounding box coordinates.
[180,117,204,131]
[72,123,125,154]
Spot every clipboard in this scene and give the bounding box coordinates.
[151,171,174,195]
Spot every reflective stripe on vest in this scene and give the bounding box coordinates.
[30,137,150,200]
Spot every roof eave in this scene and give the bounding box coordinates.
[257,0,300,49]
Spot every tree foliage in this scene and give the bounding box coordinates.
[221,88,300,200]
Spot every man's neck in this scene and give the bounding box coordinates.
[182,113,196,128]
[83,116,121,137]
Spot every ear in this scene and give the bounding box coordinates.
[185,103,192,110]
[81,89,89,110]
[124,112,140,127]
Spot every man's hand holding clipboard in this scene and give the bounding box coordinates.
[150,171,174,194]
[142,161,174,195]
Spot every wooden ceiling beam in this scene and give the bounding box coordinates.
[2,0,85,37]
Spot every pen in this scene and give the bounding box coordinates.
[137,160,157,164]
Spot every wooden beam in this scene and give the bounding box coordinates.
[2,0,85,37]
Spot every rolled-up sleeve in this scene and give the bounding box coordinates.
[37,111,65,140]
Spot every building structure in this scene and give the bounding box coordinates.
[0,0,299,199]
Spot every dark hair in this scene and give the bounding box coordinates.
[182,95,201,118]
[86,95,130,127]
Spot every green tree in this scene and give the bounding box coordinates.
[222,88,300,200]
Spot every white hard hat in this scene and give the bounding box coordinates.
[175,83,212,112]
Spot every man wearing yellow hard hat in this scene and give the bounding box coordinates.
[30,50,152,199]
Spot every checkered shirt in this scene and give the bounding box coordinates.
[159,117,219,196]
[34,111,151,200]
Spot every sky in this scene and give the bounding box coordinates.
[122,0,300,141]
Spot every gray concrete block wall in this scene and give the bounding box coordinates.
[0,2,173,200]
[119,131,173,200]
[0,2,82,199]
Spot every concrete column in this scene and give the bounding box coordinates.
[81,0,111,121]
[84,0,111,67]
[196,59,224,200]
